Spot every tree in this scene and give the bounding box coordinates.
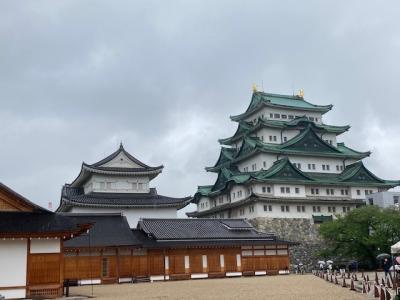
[318,206,400,268]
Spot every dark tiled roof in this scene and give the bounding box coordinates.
[63,214,141,248]
[0,211,85,236]
[90,143,161,169]
[58,186,191,210]
[138,218,276,241]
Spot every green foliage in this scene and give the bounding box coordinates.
[318,206,400,267]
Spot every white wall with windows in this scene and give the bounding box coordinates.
[245,107,323,125]
[70,206,177,228]
[84,174,150,194]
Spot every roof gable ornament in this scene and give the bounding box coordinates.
[252,83,258,93]
[297,89,304,98]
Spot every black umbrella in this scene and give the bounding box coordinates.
[376,253,391,260]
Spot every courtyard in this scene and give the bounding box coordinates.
[68,275,367,300]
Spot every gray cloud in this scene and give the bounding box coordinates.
[1,0,399,215]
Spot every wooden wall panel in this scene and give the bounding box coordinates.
[77,256,101,279]
[64,256,78,279]
[132,256,148,277]
[207,253,221,273]
[149,255,164,275]
[189,255,203,273]
[29,254,60,285]
[241,257,254,272]
[118,256,132,277]
[224,254,237,272]
[169,255,185,275]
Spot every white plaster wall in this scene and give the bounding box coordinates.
[230,185,249,203]
[365,192,400,208]
[198,196,210,212]
[273,184,306,198]
[236,154,354,174]
[30,238,60,254]
[320,133,337,147]
[245,107,323,124]
[101,152,143,168]
[237,153,276,172]
[229,202,356,219]
[287,156,350,174]
[350,187,378,199]
[0,239,27,295]
[70,206,177,228]
[84,174,150,194]
[0,289,26,300]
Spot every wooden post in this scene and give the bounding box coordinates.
[26,238,31,298]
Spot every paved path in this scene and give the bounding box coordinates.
[67,275,367,300]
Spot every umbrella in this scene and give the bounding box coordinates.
[299,263,303,266]
[376,253,391,260]
[318,261,326,264]
[326,260,334,264]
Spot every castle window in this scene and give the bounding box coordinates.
[393,196,399,204]
[336,165,340,171]
[264,205,272,212]
[326,165,330,171]
[239,208,245,216]
[274,113,280,118]
[273,136,277,142]
[263,161,267,168]
[280,187,285,193]
[283,137,287,142]
[340,165,344,171]
[267,187,271,193]
[357,190,361,195]
[297,205,305,212]
[249,206,255,213]
[269,136,272,142]
[281,205,289,212]
[295,187,300,194]
[288,115,294,119]
[270,113,273,118]
[282,114,287,119]
[285,187,290,193]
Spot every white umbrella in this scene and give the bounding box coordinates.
[318,261,326,264]
[326,260,334,264]
[391,241,400,254]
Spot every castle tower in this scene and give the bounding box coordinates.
[57,144,191,227]
[188,90,399,222]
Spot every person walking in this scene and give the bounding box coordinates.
[383,257,392,280]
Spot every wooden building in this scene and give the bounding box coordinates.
[0,183,90,299]
[62,215,294,284]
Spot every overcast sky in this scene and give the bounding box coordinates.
[1,1,400,216]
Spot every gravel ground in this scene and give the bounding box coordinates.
[67,275,368,300]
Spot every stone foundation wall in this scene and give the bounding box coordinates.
[250,217,323,272]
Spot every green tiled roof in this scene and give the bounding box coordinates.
[198,158,400,198]
[234,126,370,161]
[206,147,236,171]
[219,117,350,145]
[231,92,332,121]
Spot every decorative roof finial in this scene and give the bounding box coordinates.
[252,83,258,93]
[119,141,124,149]
[298,89,304,98]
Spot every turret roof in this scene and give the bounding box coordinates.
[230,91,332,121]
[70,144,164,187]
